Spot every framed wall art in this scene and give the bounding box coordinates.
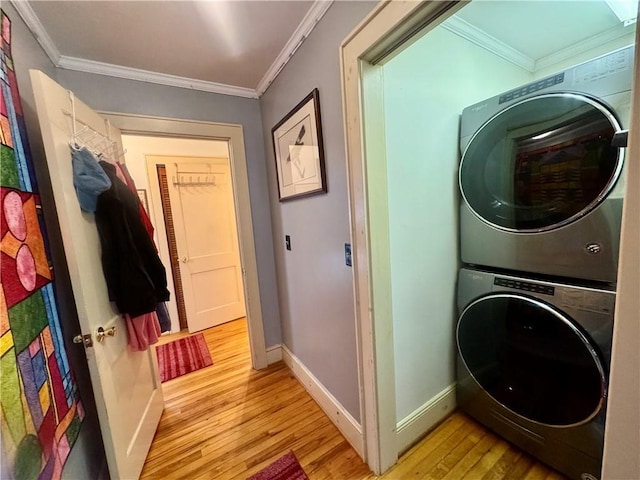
[137,189,149,213]
[271,88,327,201]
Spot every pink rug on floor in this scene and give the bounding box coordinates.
[156,333,213,382]
[248,452,309,480]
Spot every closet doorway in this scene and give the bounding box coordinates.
[341,1,640,477]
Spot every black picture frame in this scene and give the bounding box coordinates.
[271,89,327,201]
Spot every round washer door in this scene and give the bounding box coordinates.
[459,93,624,232]
[457,293,606,427]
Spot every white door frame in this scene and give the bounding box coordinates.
[340,2,463,473]
[341,0,640,477]
[101,112,268,370]
[602,25,640,479]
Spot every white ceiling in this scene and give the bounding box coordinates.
[14,0,325,98]
[12,1,638,98]
[454,0,627,59]
[446,0,637,73]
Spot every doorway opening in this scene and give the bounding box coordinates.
[341,0,639,475]
[120,135,247,335]
[103,112,268,370]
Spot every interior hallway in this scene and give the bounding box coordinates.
[142,319,371,479]
[142,319,565,479]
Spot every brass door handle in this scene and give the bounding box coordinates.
[96,326,117,343]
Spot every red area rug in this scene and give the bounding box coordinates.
[248,452,309,480]
[156,333,213,382]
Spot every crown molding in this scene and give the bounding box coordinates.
[256,0,334,96]
[13,0,329,99]
[57,56,258,98]
[442,14,636,76]
[10,0,61,66]
[441,15,535,72]
[534,22,636,71]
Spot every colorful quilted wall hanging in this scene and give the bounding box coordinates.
[1,10,84,480]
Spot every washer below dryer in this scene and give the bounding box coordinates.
[456,267,614,480]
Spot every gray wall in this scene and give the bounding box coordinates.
[259,1,376,422]
[55,70,282,347]
[6,3,56,158]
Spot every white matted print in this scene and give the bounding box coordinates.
[272,89,326,201]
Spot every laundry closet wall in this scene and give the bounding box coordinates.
[382,25,531,426]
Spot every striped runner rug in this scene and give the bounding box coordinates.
[156,333,213,382]
[248,452,309,480]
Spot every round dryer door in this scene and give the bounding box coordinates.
[459,93,624,232]
[457,293,606,427]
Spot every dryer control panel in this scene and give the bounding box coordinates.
[498,74,564,104]
[494,277,555,296]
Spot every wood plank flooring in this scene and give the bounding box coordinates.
[141,319,566,480]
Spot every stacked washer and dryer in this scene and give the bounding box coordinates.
[455,45,634,480]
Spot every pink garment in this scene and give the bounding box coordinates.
[116,161,156,246]
[125,311,161,351]
[112,161,129,185]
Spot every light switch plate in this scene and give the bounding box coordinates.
[345,243,352,266]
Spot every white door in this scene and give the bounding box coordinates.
[151,156,246,332]
[30,70,163,480]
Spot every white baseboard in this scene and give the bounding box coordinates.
[281,345,364,458]
[266,344,283,365]
[396,383,457,455]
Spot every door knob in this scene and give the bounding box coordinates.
[180,256,188,263]
[96,326,117,343]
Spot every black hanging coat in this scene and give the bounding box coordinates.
[95,161,170,317]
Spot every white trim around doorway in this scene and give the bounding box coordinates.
[339,1,467,474]
[100,112,268,370]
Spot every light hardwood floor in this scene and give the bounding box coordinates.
[141,319,566,480]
